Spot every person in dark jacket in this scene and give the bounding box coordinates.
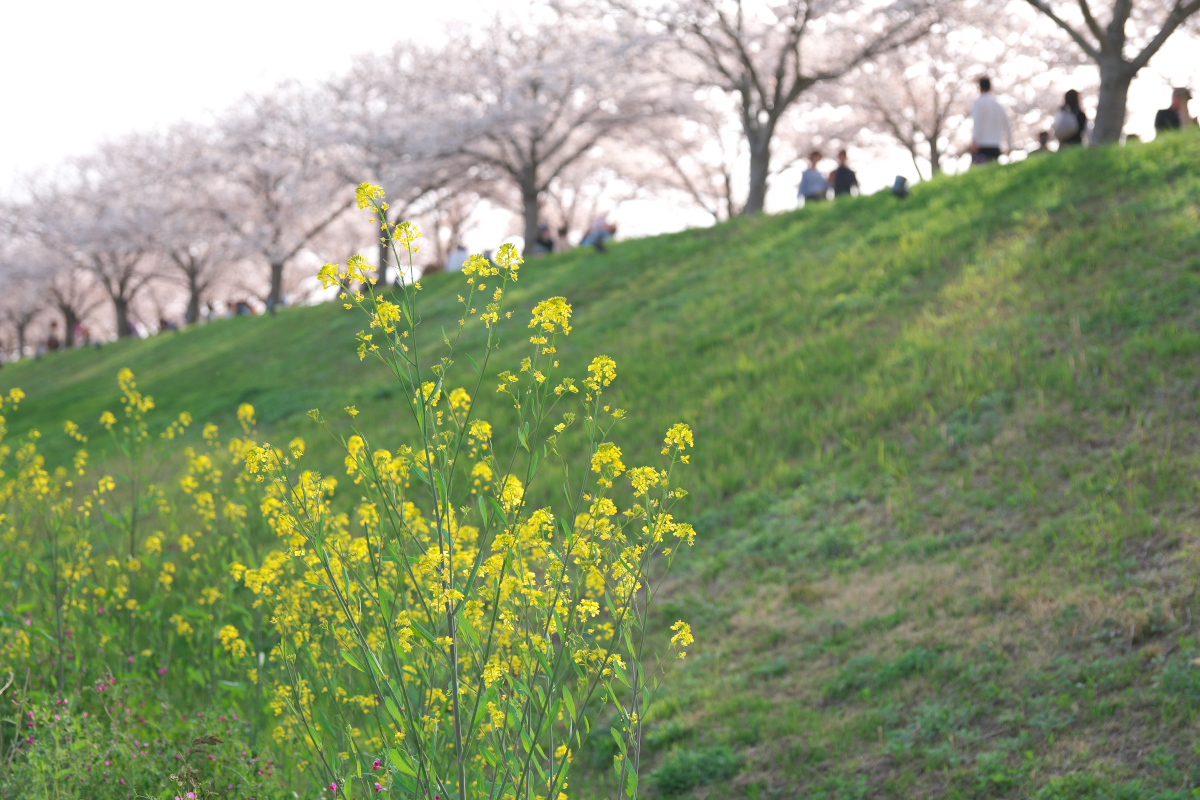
[1053,89,1087,146]
[1155,88,1194,133]
[829,150,859,197]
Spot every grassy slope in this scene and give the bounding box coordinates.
[6,136,1200,798]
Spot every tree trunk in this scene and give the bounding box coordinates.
[743,134,771,216]
[929,141,942,176]
[268,261,285,313]
[186,273,202,326]
[114,297,133,339]
[62,307,78,348]
[1092,59,1133,145]
[522,179,540,256]
[16,322,28,359]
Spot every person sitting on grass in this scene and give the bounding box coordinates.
[581,213,617,253]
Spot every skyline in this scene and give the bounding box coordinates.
[2,0,1197,238]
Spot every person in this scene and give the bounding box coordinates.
[581,213,616,253]
[556,225,571,252]
[828,150,859,198]
[532,223,556,256]
[1052,89,1087,146]
[445,243,469,272]
[1155,88,1195,133]
[1030,131,1053,155]
[797,150,830,204]
[46,321,61,352]
[971,77,1013,164]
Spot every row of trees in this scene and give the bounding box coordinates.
[2,0,1197,355]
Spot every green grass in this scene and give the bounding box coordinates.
[7,134,1200,797]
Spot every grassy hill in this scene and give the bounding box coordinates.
[6,135,1200,798]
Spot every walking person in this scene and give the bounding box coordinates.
[829,150,859,198]
[1052,89,1087,147]
[971,77,1013,165]
[797,150,830,205]
[1155,88,1195,133]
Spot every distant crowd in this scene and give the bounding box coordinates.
[797,78,1196,205]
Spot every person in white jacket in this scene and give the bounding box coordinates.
[971,77,1013,165]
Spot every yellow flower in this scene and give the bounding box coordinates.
[237,403,256,433]
[661,423,694,455]
[318,262,342,289]
[670,620,694,657]
[99,411,117,430]
[628,466,660,496]
[494,242,522,280]
[500,475,524,513]
[584,356,617,390]
[590,442,625,487]
[372,300,403,331]
[528,297,573,338]
[355,182,386,209]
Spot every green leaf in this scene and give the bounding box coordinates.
[410,619,438,647]
[611,726,627,755]
[343,779,354,800]
[434,470,450,506]
[563,687,577,721]
[626,768,639,798]
[465,353,482,377]
[341,648,366,673]
[487,496,509,526]
[389,747,417,777]
[458,614,480,648]
[385,696,404,727]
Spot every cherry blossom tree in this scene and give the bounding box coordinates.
[21,146,159,338]
[326,49,468,283]
[0,233,45,359]
[215,84,354,309]
[128,125,243,324]
[838,4,1093,176]
[614,0,938,215]
[437,6,664,250]
[1021,0,1200,142]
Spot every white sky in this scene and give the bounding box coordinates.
[0,0,484,188]
[1,1,1197,244]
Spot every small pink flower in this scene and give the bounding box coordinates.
[373,758,382,770]
[330,782,339,793]
[158,667,168,675]
[375,783,384,793]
